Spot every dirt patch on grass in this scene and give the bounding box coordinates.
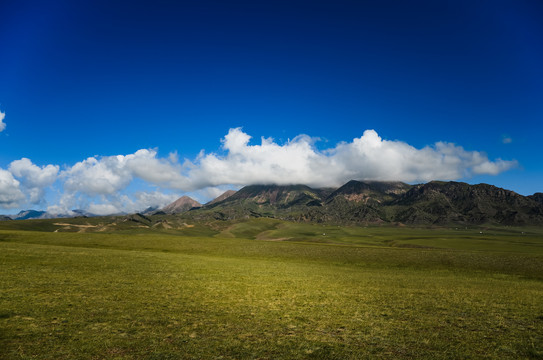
[53,223,103,233]
[53,223,98,228]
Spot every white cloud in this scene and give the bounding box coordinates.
[0,169,25,208]
[124,149,188,188]
[61,149,188,196]
[184,128,518,189]
[87,202,122,216]
[471,159,516,175]
[54,150,187,214]
[62,156,133,195]
[186,128,325,190]
[9,158,59,204]
[0,111,5,132]
[46,193,77,216]
[9,158,59,188]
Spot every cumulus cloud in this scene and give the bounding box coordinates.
[63,156,133,195]
[86,202,123,216]
[46,193,77,216]
[185,129,323,190]
[9,158,59,204]
[124,149,188,188]
[61,149,187,196]
[9,158,59,187]
[0,169,25,208]
[0,111,5,132]
[184,128,518,189]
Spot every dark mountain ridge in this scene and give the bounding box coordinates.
[185,180,543,226]
[389,181,543,225]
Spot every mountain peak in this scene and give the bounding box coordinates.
[162,196,201,214]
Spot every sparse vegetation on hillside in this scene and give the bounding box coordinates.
[183,181,543,226]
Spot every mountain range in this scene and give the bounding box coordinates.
[0,209,99,221]
[179,180,543,226]
[3,180,542,226]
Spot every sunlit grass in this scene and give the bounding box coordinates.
[1,220,542,359]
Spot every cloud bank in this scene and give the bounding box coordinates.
[0,128,518,213]
[186,128,517,189]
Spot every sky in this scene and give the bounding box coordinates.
[0,0,542,215]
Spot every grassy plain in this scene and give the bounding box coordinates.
[1,218,542,359]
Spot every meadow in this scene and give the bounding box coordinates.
[1,218,542,359]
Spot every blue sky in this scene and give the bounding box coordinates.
[0,0,542,215]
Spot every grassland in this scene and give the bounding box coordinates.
[1,218,542,359]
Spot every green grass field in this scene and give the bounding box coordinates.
[1,219,542,359]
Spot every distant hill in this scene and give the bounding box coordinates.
[13,210,47,220]
[389,181,543,225]
[185,180,543,226]
[1,209,98,221]
[161,196,201,214]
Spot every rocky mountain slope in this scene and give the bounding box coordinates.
[529,193,543,205]
[182,180,543,226]
[161,196,202,214]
